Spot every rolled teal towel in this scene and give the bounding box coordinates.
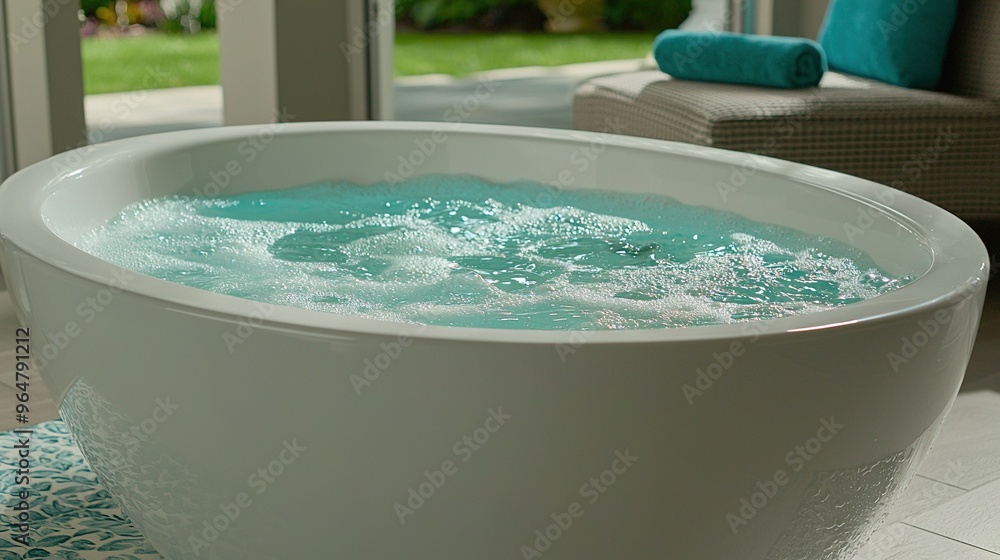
[653,30,827,89]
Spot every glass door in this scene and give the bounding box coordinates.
[385,0,730,129]
[0,3,15,182]
[366,0,395,119]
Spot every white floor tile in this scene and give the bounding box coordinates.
[907,478,1000,554]
[883,475,966,526]
[852,523,1000,560]
[917,376,1000,490]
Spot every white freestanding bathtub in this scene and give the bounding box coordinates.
[0,123,988,560]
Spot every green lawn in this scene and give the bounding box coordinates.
[393,32,656,76]
[82,32,220,95]
[82,31,656,95]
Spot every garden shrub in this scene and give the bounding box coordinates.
[397,0,692,31]
[198,0,217,29]
[603,0,692,31]
[81,0,113,17]
[397,0,542,29]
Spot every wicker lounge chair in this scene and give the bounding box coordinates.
[573,0,1000,220]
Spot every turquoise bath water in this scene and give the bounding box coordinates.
[79,175,911,330]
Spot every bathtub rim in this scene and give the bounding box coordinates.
[0,121,989,345]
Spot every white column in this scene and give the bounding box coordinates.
[754,0,774,35]
[217,1,279,124]
[727,0,741,32]
[798,0,830,39]
[366,0,394,120]
[760,0,830,39]
[218,0,383,125]
[4,0,87,168]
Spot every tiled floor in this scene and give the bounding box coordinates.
[1,291,998,558]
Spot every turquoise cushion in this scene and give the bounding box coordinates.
[819,0,960,90]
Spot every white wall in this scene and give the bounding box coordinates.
[800,0,830,38]
[765,0,830,38]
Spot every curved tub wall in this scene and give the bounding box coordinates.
[0,124,987,560]
[3,244,983,560]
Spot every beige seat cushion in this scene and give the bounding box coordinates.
[574,70,1000,220]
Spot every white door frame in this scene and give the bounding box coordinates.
[367,0,394,120]
[219,0,392,124]
[729,0,829,38]
[2,0,87,170]
[0,3,17,180]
